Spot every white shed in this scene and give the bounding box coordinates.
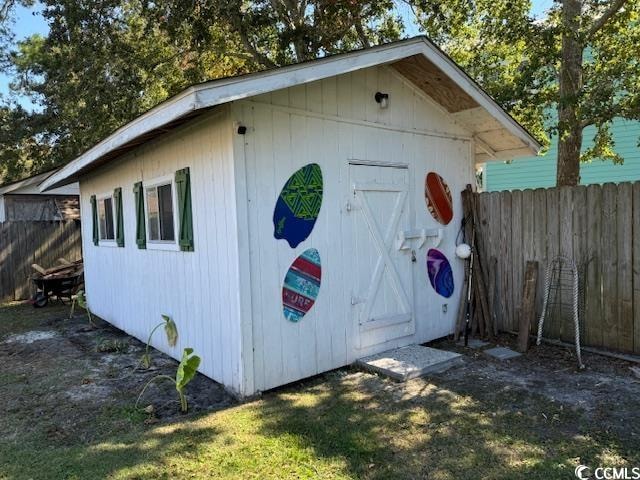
[42,37,540,397]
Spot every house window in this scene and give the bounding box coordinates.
[146,183,175,242]
[98,196,115,240]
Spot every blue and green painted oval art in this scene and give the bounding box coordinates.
[273,163,323,248]
[427,248,454,298]
[282,248,322,322]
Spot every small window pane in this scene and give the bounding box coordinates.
[158,184,175,241]
[98,200,107,239]
[103,197,115,239]
[98,197,114,240]
[147,188,160,241]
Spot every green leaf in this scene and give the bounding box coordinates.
[175,347,201,393]
[162,314,178,347]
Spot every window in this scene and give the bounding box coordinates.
[98,196,115,241]
[146,182,175,242]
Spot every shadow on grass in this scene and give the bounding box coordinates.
[0,422,223,479]
[254,370,640,479]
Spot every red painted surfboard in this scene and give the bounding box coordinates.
[425,172,453,225]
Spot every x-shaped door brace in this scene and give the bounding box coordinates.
[353,182,412,327]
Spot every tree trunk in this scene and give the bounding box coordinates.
[556,0,584,187]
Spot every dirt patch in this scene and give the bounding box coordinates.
[0,306,236,437]
[427,334,640,437]
[2,330,58,344]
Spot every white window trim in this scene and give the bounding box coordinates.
[96,192,117,247]
[143,174,180,252]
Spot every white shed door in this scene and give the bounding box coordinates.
[348,163,415,349]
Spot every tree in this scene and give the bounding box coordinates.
[2,1,637,186]
[6,0,254,177]
[409,0,640,186]
[0,0,405,181]
[147,0,404,68]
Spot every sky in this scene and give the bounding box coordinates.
[0,0,554,110]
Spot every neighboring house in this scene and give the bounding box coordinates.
[42,37,540,397]
[0,169,80,222]
[482,118,640,191]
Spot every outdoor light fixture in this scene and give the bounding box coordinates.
[375,91,389,108]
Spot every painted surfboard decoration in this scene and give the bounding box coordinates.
[425,172,453,225]
[282,248,322,322]
[427,248,454,298]
[273,163,323,248]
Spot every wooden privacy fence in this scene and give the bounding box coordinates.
[0,221,82,302]
[474,182,640,355]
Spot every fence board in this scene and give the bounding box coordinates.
[585,184,603,348]
[0,225,11,302]
[499,191,513,331]
[601,184,619,351]
[488,191,501,328]
[545,188,561,339]
[0,221,82,302]
[572,186,587,346]
[558,186,574,342]
[511,190,523,331]
[521,190,535,331]
[532,189,547,323]
[634,182,640,354]
[617,183,633,352]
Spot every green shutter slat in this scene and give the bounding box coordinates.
[133,181,146,249]
[175,167,194,252]
[90,195,98,245]
[114,187,125,247]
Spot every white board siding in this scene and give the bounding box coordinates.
[250,66,471,139]
[237,65,474,392]
[79,107,246,395]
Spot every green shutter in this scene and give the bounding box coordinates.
[90,195,99,245]
[114,187,124,247]
[133,181,146,249]
[175,167,194,252]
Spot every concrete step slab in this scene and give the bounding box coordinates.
[355,344,464,382]
[485,346,522,361]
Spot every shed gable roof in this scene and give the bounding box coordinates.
[42,36,541,191]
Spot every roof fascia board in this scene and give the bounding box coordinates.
[192,41,426,107]
[0,171,51,195]
[41,90,199,191]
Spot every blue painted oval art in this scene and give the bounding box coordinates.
[282,248,322,322]
[273,163,323,248]
[427,248,454,298]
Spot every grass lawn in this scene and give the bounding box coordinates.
[1,301,639,479]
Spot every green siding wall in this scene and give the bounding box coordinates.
[484,118,640,191]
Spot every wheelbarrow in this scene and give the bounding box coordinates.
[30,262,84,308]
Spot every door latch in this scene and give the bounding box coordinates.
[411,249,417,263]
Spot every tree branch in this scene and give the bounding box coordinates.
[238,33,278,69]
[353,16,371,48]
[585,0,628,38]
[228,7,278,68]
